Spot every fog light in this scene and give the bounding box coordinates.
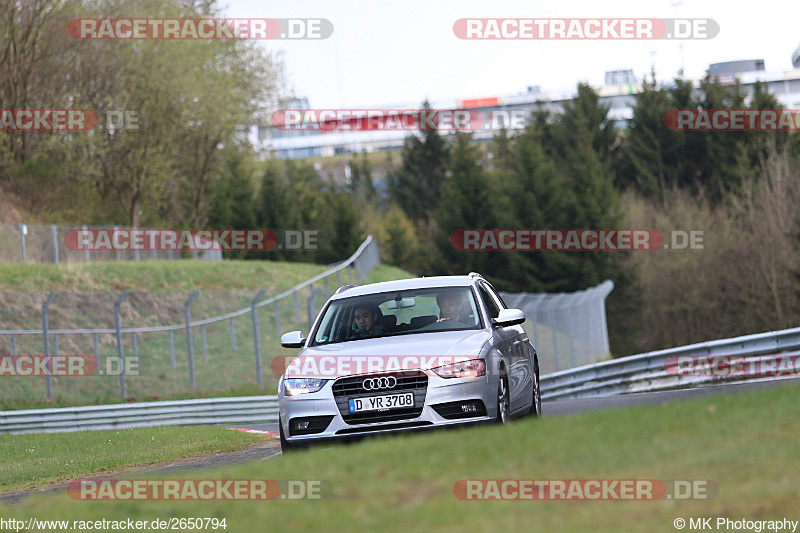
[461,403,478,413]
[293,420,310,430]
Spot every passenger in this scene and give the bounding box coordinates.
[352,303,386,338]
[436,292,470,324]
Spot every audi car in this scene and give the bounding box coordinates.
[277,272,540,449]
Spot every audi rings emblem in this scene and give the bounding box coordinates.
[363,376,397,391]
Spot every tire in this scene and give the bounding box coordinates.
[530,360,541,418]
[279,415,294,452]
[495,372,510,424]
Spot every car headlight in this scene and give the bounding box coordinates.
[431,359,486,379]
[283,378,328,396]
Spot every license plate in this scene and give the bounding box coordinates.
[348,393,414,413]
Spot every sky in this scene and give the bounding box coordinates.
[222,0,800,109]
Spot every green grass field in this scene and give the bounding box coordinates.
[0,259,330,292]
[0,427,260,494]
[0,262,414,409]
[2,381,798,531]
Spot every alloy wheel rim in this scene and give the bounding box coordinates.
[498,377,509,423]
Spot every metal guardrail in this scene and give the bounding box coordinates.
[6,326,800,434]
[540,326,800,400]
[0,396,278,435]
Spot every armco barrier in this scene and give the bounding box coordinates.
[5,326,800,434]
[0,396,278,435]
[540,326,800,400]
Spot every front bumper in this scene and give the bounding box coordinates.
[279,372,495,443]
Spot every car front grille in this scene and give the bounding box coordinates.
[332,371,428,425]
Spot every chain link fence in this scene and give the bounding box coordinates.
[0,238,611,405]
[0,236,380,406]
[0,223,219,263]
[500,280,615,374]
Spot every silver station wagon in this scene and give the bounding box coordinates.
[277,273,540,449]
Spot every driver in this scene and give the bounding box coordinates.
[352,303,385,338]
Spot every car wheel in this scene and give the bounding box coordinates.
[530,360,541,418]
[279,415,294,452]
[495,372,510,424]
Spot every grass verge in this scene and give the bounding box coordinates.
[3,382,799,531]
[0,427,260,494]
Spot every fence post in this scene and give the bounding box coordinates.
[336,270,341,288]
[598,280,614,356]
[324,277,330,299]
[229,318,237,352]
[131,332,138,364]
[42,292,59,399]
[52,335,59,356]
[11,335,16,357]
[307,288,322,328]
[201,325,207,362]
[114,290,130,402]
[51,224,60,264]
[184,290,199,388]
[18,224,26,262]
[169,331,175,368]
[348,265,353,285]
[274,300,281,337]
[114,226,121,262]
[93,334,99,368]
[82,225,90,263]
[251,289,267,387]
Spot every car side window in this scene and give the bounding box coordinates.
[477,283,501,319]
[483,281,508,310]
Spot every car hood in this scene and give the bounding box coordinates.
[284,330,492,378]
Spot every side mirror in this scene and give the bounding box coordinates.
[280,331,306,348]
[492,309,525,328]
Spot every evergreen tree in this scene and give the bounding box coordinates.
[620,73,687,201]
[255,161,291,260]
[435,133,495,275]
[388,101,450,222]
[206,150,256,259]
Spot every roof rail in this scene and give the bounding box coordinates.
[334,284,358,295]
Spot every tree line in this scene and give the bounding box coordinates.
[2,0,799,354]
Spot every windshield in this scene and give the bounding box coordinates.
[311,286,482,345]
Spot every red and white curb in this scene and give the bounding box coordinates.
[231,428,279,437]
